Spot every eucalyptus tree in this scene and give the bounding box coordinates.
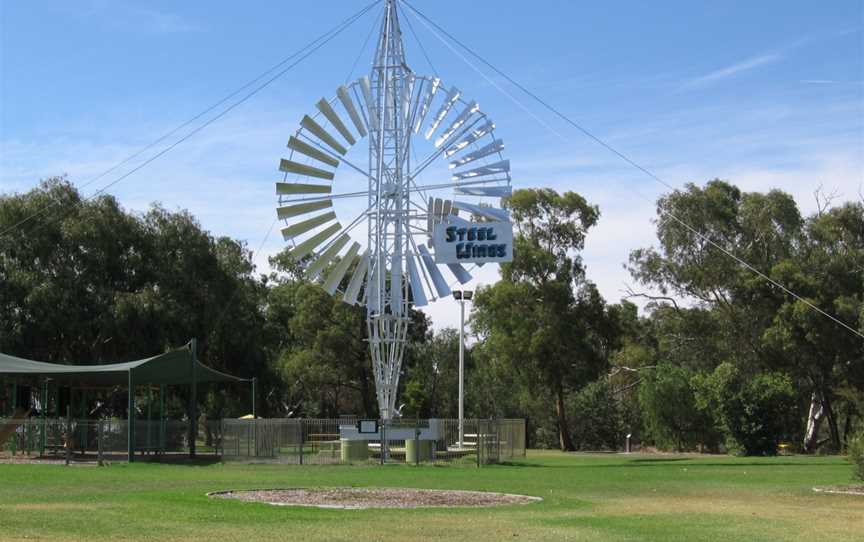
[472,188,620,451]
[0,178,274,418]
[628,180,803,368]
[629,180,863,451]
[764,201,864,450]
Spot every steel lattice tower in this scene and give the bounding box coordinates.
[367,0,412,422]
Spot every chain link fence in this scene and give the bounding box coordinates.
[220,418,526,466]
[2,417,525,466]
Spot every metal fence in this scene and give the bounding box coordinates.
[0,417,221,462]
[2,417,525,466]
[220,418,526,466]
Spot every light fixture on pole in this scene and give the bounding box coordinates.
[453,289,473,449]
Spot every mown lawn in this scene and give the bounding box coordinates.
[0,451,861,541]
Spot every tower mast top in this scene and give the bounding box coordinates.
[373,0,409,73]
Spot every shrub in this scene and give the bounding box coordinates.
[638,363,716,451]
[849,430,864,482]
[708,363,796,456]
[568,380,622,451]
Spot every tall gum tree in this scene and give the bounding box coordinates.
[629,180,862,451]
[472,188,620,451]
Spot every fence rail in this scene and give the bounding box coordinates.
[1,417,525,466]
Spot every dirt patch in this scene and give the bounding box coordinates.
[813,485,864,496]
[209,487,542,509]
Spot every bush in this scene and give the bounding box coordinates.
[568,380,622,451]
[849,430,864,481]
[638,363,716,451]
[708,363,796,456]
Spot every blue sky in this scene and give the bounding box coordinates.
[2,0,862,330]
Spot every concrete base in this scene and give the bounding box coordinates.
[406,439,433,463]
[340,439,369,462]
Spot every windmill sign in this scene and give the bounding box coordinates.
[432,221,513,264]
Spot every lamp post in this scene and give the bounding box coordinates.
[453,290,473,449]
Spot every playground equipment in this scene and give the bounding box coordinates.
[275,0,514,426]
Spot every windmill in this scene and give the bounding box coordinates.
[275,0,513,422]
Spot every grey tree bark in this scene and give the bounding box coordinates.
[803,391,825,452]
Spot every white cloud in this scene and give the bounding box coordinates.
[70,1,204,35]
[682,53,782,90]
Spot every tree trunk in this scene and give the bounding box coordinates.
[803,391,825,453]
[823,391,841,452]
[842,406,853,447]
[554,383,575,451]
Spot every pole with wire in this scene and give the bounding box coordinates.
[453,290,472,449]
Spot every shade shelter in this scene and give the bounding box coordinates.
[0,340,253,461]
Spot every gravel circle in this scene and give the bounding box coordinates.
[209,487,542,509]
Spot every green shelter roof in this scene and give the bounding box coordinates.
[0,345,249,387]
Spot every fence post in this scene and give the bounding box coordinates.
[477,421,481,468]
[298,420,304,465]
[497,419,501,463]
[415,416,421,466]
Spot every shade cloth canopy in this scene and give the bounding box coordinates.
[0,346,248,387]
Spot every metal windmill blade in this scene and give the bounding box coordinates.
[274,0,513,423]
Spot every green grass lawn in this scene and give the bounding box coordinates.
[0,451,861,541]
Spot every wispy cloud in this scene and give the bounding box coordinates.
[125,7,203,34]
[73,1,204,34]
[682,53,783,90]
[799,79,864,86]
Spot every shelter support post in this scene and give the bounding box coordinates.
[40,380,47,456]
[189,338,197,458]
[146,386,152,455]
[65,404,71,466]
[159,384,165,454]
[79,389,87,451]
[128,370,135,463]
